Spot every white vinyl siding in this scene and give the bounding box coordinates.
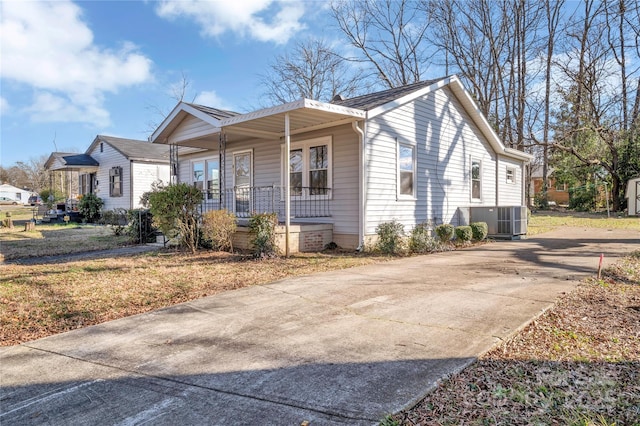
[131,162,170,208]
[497,156,523,205]
[365,86,498,234]
[167,115,219,145]
[88,142,131,211]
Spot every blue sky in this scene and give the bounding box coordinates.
[0,0,335,167]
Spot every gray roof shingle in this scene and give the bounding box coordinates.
[96,135,169,162]
[332,78,446,111]
[61,153,99,167]
[185,103,240,120]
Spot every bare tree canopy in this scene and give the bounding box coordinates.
[330,0,433,88]
[259,38,365,104]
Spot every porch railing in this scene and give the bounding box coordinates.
[199,185,331,219]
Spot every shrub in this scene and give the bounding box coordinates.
[470,222,488,241]
[249,212,279,258]
[408,222,433,253]
[569,184,597,211]
[77,193,103,223]
[455,225,473,242]
[100,208,128,236]
[435,224,455,243]
[147,183,203,253]
[201,209,237,252]
[128,209,156,244]
[375,220,405,254]
[40,189,65,209]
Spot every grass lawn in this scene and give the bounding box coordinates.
[0,223,129,261]
[528,210,640,235]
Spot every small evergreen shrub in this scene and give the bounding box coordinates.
[470,222,488,241]
[408,223,433,253]
[201,209,237,252]
[435,223,455,243]
[100,208,129,236]
[77,193,103,223]
[249,212,279,258]
[128,209,156,244]
[455,225,473,242]
[375,220,405,254]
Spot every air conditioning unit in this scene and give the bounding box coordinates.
[470,206,528,238]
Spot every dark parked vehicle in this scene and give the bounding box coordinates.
[28,195,43,206]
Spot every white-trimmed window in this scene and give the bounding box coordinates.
[192,158,220,199]
[506,167,516,184]
[397,142,415,198]
[471,159,482,201]
[109,167,122,197]
[555,181,567,191]
[283,136,332,197]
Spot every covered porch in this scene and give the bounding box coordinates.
[151,99,366,255]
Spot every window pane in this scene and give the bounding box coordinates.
[399,145,414,171]
[207,160,219,199]
[506,168,515,184]
[234,153,250,187]
[290,149,303,172]
[310,170,327,195]
[400,171,413,195]
[310,145,327,169]
[472,181,481,199]
[472,162,480,180]
[471,161,481,199]
[290,172,302,195]
[193,161,204,190]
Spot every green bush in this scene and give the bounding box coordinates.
[569,184,597,211]
[470,222,488,241]
[100,208,128,236]
[40,189,65,209]
[77,193,103,223]
[455,225,473,242]
[201,209,237,252]
[147,183,203,253]
[375,220,405,254]
[249,212,279,258]
[408,223,433,253]
[435,223,455,243]
[128,209,156,244]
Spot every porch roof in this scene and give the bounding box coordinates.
[151,99,366,148]
[45,152,99,172]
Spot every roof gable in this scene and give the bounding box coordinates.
[88,135,169,163]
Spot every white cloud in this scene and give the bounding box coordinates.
[194,90,235,111]
[0,97,8,114]
[0,1,153,127]
[155,0,305,44]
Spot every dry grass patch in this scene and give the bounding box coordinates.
[0,224,128,261]
[528,211,640,236]
[0,250,387,346]
[392,252,640,425]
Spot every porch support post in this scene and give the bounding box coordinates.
[285,112,291,257]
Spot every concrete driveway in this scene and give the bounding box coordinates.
[1,227,638,425]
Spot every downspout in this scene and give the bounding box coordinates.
[352,120,366,251]
[495,155,500,206]
[129,160,134,209]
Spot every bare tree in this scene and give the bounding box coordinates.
[330,0,433,88]
[145,71,196,134]
[259,38,365,104]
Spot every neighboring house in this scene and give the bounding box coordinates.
[529,165,570,206]
[151,75,532,252]
[626,176,640,216]
[0,183,31,204]
[45,135,170,211]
